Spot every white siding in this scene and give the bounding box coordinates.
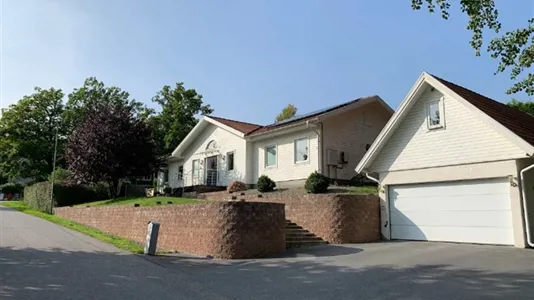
[252,129,319,183]
[168,161,181,188]
[181,124,246,186]
[322,101,391,180]
[371,87,525,172]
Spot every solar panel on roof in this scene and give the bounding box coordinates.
[272,102,348,126]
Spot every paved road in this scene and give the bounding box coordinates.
[0,206,223,300]
[151,239,534,300]
[3,205,534,300]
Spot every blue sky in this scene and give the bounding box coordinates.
[1,0,532,125]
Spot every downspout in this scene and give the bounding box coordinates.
[365,172,380,184]
[520,163,534,247]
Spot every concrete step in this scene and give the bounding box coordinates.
[286,232,316,238]
[286,236,325,242]
[285,224,304,229]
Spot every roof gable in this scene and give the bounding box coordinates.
[356,72,534,173]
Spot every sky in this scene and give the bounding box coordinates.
[1,0,533,125]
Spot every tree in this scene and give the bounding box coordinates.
[65,103,160,198]
[411,1,534,95]
[151,82,213,155]
[275,104,297,122]
[507,99,534,117]
[0,87,65,181]
[64,77,153,134]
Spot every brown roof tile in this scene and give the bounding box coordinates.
[208,116,262,134]
[432,74,534,148]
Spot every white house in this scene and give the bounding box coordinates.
[356,72,534,248]
[160,95,393,189]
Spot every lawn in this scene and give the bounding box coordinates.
[78,196,200,207]
[1,201,145,253]
[334,185,378,195]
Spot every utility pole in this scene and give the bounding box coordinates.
[50,125,59,214]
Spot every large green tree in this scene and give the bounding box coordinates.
[151,83,213,155]
[411,0,534,95]
[0,87,65,181]
[275,104,297,122]
[507,99,534,117]
[64,77,152,134]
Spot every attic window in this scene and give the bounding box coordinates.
[428,98,444,129]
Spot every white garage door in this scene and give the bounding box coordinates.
[389,178,513,245]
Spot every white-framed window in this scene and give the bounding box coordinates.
[265,145,277,167]
[227,152,234,171]
[427,98,444,129]
[294,138,309,163]
[178,166,184,180]
[192,159,200,177]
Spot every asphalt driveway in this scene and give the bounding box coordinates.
[150,241,534,300]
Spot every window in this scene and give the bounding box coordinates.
[227,152,234,171]
[163,169,169,183]
[192,160,200,177]
[428,99,443,129]
[265,145,277,167]
[294,138,309,163]
[178,166,183,180]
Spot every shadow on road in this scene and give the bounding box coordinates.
[3,245,534,300]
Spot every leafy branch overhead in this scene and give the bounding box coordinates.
[276,104,297,122]
[411,0,534,95]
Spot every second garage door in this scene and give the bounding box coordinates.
[388,178,513,245]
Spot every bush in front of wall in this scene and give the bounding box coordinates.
[305,171,330,194]
[257,175,276,193]
[227,181,247,193]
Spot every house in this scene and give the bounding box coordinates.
[159,95,393,190]
[356,72,534,248]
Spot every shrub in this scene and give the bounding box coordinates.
[0,182,24,195]
[227,181,247,193]
[24,182,109,212]
[305,171,330,194]
[48,168,72,183]
[163,186,172,195]
[257,175,276,193]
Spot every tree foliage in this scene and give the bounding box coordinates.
[151,83,213,155]
[65,103,160,198]
[411,0,534,95]
[275,104,297,122]
[64,77,153,133]
[507,99,534,117]
[0,87,65,181]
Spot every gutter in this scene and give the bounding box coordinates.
[520,163,534,247]
[247,117,320,140]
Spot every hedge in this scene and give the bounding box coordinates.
[24,182,108,212]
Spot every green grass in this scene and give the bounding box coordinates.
[1,201,145,254]
[77,196,200,207]
[337,185,378,195]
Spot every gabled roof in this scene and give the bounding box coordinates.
[208,116,262,134]
[246,96,383,136]
[432,75,534,147]
[355,72,534,174]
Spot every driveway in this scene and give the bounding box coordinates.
[150,241,534,300]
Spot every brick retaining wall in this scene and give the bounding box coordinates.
[54,202,285,259]
[199,190,380,244]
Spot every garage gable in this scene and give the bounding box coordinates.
[356,72,534,173]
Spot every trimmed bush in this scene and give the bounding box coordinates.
[24,182,109,212]
[257,175,276,193]
[305,171,330,194]
[48,167,72,183]
[0,182,24,195]
[227,181,247,193]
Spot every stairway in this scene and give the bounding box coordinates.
[285,219,327,249]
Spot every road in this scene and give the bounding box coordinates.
[0,206,223,300]
[3,204,534,299]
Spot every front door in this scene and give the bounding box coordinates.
[205,156,218,186]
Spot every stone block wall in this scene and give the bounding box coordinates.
[54,202,285,259]
[199,190,380,244]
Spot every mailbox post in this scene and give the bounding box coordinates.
[144,221,160,255]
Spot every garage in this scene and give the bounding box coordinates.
[388,178,514,245]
